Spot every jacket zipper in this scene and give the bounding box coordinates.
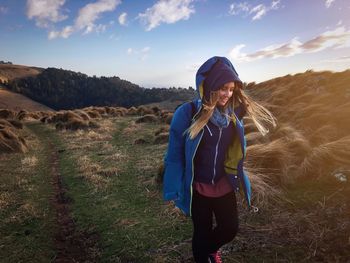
[189,103,203,217]
[205,124,213,136]
[212,127,223,184]
[190,130,204,217]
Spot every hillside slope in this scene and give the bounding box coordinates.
[1,68,349,262]
[0,87,54,111]
[5,67,195,110]
[0,64,42,82]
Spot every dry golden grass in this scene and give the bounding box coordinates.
[106,152,125,162]
[115,218,141,228]
[309,124,339,146]
[243,121,258,135]
[245,69,350,189]
[0,192,12,209]
[160,112,173,124]
[1,69,348,261]
[84,109,102,119]
[127,106,138,115]
[246,139,293,180]
[76,155,111,188]
[56,118,122,189]
[245,131,265,146]
[0,119,15,129]
[0,64,42,81]
[0,88,53,112]
[122,121,140,135]
[21,156,38,170]
[136,106,154,116]
[0,109,16,119]
[73,109,91,121]
[154,132,169,144]
[154,126,170,136]
[299,135,350,178]
[0,127,28,153]
[244,166,281,205]
[0,123,50,232]
[135,114,159,123]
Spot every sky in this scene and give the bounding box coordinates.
[0,0,350,88]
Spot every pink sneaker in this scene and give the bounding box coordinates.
[208,250,222,263]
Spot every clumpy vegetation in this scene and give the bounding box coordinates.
[1,69,350,262]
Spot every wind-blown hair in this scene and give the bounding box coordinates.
[187,84,276,139]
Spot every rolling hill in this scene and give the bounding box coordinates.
[0,64,52,111]
[1,67,350,262]
[0,63,42,82]
[3,65,195,110]
[0,87,54,111]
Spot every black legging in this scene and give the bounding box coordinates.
[191,190,239,263]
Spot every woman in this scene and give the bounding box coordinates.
[163,56,275,262]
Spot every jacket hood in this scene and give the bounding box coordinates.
[195,56,242,101]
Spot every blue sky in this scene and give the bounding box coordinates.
[0,0,350,88]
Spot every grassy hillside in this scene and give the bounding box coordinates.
[0,87,54,111]
[5,67,195,110]
[1,69,350,262]
[0,64,42,82]
[0,64,50,111]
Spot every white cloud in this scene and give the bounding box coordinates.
[118,12,127,25]
[250,4,267,20]
[229,2,250,15]
[75,0,120,33]
[301,27,350,52]
[325,0,335,8]
[229,26,350,62]
[109,33,119,40]
[49,0,120,39]
[322,55,350,63]
[0,6,8,14]
[186,63,201,72]
[26,0,67,28]
[127,47,151,60]
[271,0,280,10]
[141,47,150,53]
[228,0,281,21]
[48,25,74,39]
[138,0,195,31]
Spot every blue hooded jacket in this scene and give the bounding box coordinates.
[163,56,251,216]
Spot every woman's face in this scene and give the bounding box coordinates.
[216,82,235,107]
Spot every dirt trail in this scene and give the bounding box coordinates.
[48,140,99,262]
[49,142,98,263]
[49,143,81,262]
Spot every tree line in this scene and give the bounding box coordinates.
[5,67,195,110]
[0,61,13,64]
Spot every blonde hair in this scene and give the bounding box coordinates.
[187,85,276,139]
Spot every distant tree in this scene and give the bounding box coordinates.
[6,67,195,110]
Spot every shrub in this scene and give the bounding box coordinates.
[0,127,28,153]
[135,114,159,124]
[154,132,169,144]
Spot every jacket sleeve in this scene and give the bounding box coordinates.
[163,103,192,201]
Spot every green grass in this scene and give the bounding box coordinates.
[37,117,193,262]
[3,118,349,262]
[0,123,56,262]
